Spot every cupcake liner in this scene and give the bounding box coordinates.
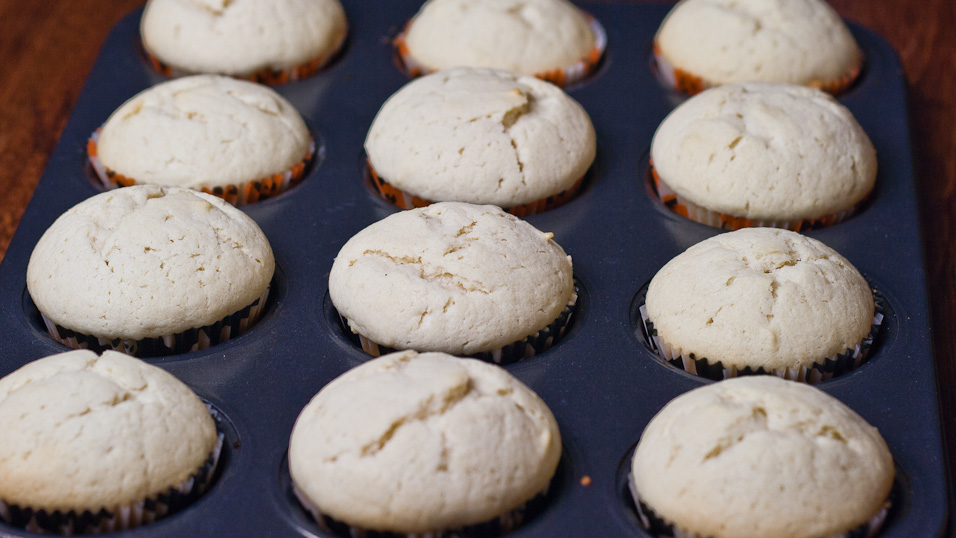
[340,285,578,365]
[393,15,606,87]
[87,129,315,206]
[142,26,348,85]
[628,473,889,538]
[649,160,863,231]
[638,290,884,384]
[39,287,270,358]
[652,41,863,96]
[367,160,585,217]
[0,432,223,535]
[293,482,550,538]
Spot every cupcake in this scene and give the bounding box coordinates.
[26,185,275,357]
[140,0,347,84]
[654,0,862,94]
[630,376,894,538]
[289,350,561,535]
[328,202,576,363]
[88,75,314,206]
[641,228,881,383]
[395,0,606,86]
[365,67,596,216]
[0,349,222,533]
[650,83,877,230]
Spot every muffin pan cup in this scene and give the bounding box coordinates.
[0,2,946,537]
[0,433,224,535]
[627,475,891,538]
[393,12,608,87]
[367,161,587,217]
[637,290,885,383]
[142,27,349,86]
[38,287,271,358]
[651,40,865,96]
[88,130,318,206]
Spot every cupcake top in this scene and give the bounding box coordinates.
[402,0,596,77]
[0,350,218,513]
[95,75,311,190]
[365,67,596,208]
[655,0,860,89]
[651,83,876,221]
[631,376,894,538]
[289,350,561,533]
[328,202,574,356]
[27,185,275,341]
[141,0,347,77]
[645,228,874,372]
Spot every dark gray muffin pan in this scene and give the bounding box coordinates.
[0,2,946,536]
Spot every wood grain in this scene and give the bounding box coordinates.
[0,0,954,529]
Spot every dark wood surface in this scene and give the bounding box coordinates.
[0,0,954,530]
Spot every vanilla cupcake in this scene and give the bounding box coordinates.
[630,376,894,537]
[0,350,221,533]
[641,228,880,382]
[89,75,314,205]
[329,202,576,363]
[289,350,561,535]
[396,0,606,86]
[650,83,876,230]
[27,185,274,357]
[141,0,347,84]
[654,0,862,94]
[365,67,595,215]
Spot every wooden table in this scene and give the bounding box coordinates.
[1,0,953,531]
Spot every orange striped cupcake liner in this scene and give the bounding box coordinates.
[88,129,315,206]
[142,26,347,85]
[367,160,584,217]
[648,159,862,232]
[652,41,863,96]
[393,14,607,87]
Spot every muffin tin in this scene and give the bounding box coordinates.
[0,1,947,536]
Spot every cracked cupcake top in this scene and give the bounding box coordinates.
[365,67,595,207]
[403,0,596,76]
[289,350,561,533]
[96,75,311,189]
[651,82,876,221]
[27,185,274,340]
[655,0,860,88]
[141,0,346,76]
[645,228,873,370]
[631,376,894,538]
[0,350,217,513]
[328,202,574,355]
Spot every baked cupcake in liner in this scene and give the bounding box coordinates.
[27,185,275,358]
[89,129,314,206]
[393,0,606,87]
[363,67,595,217]
[647,83,877,231]
[141,0,347,85]
[87,75,315,206]
[339,283,578,365]
[639,228,881,383]
[328,203,577,363]
[652,0,863,95]
[628,377,895,538]
[0,350,224,534]
[368,160,586,218]
[288,351,561,536]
